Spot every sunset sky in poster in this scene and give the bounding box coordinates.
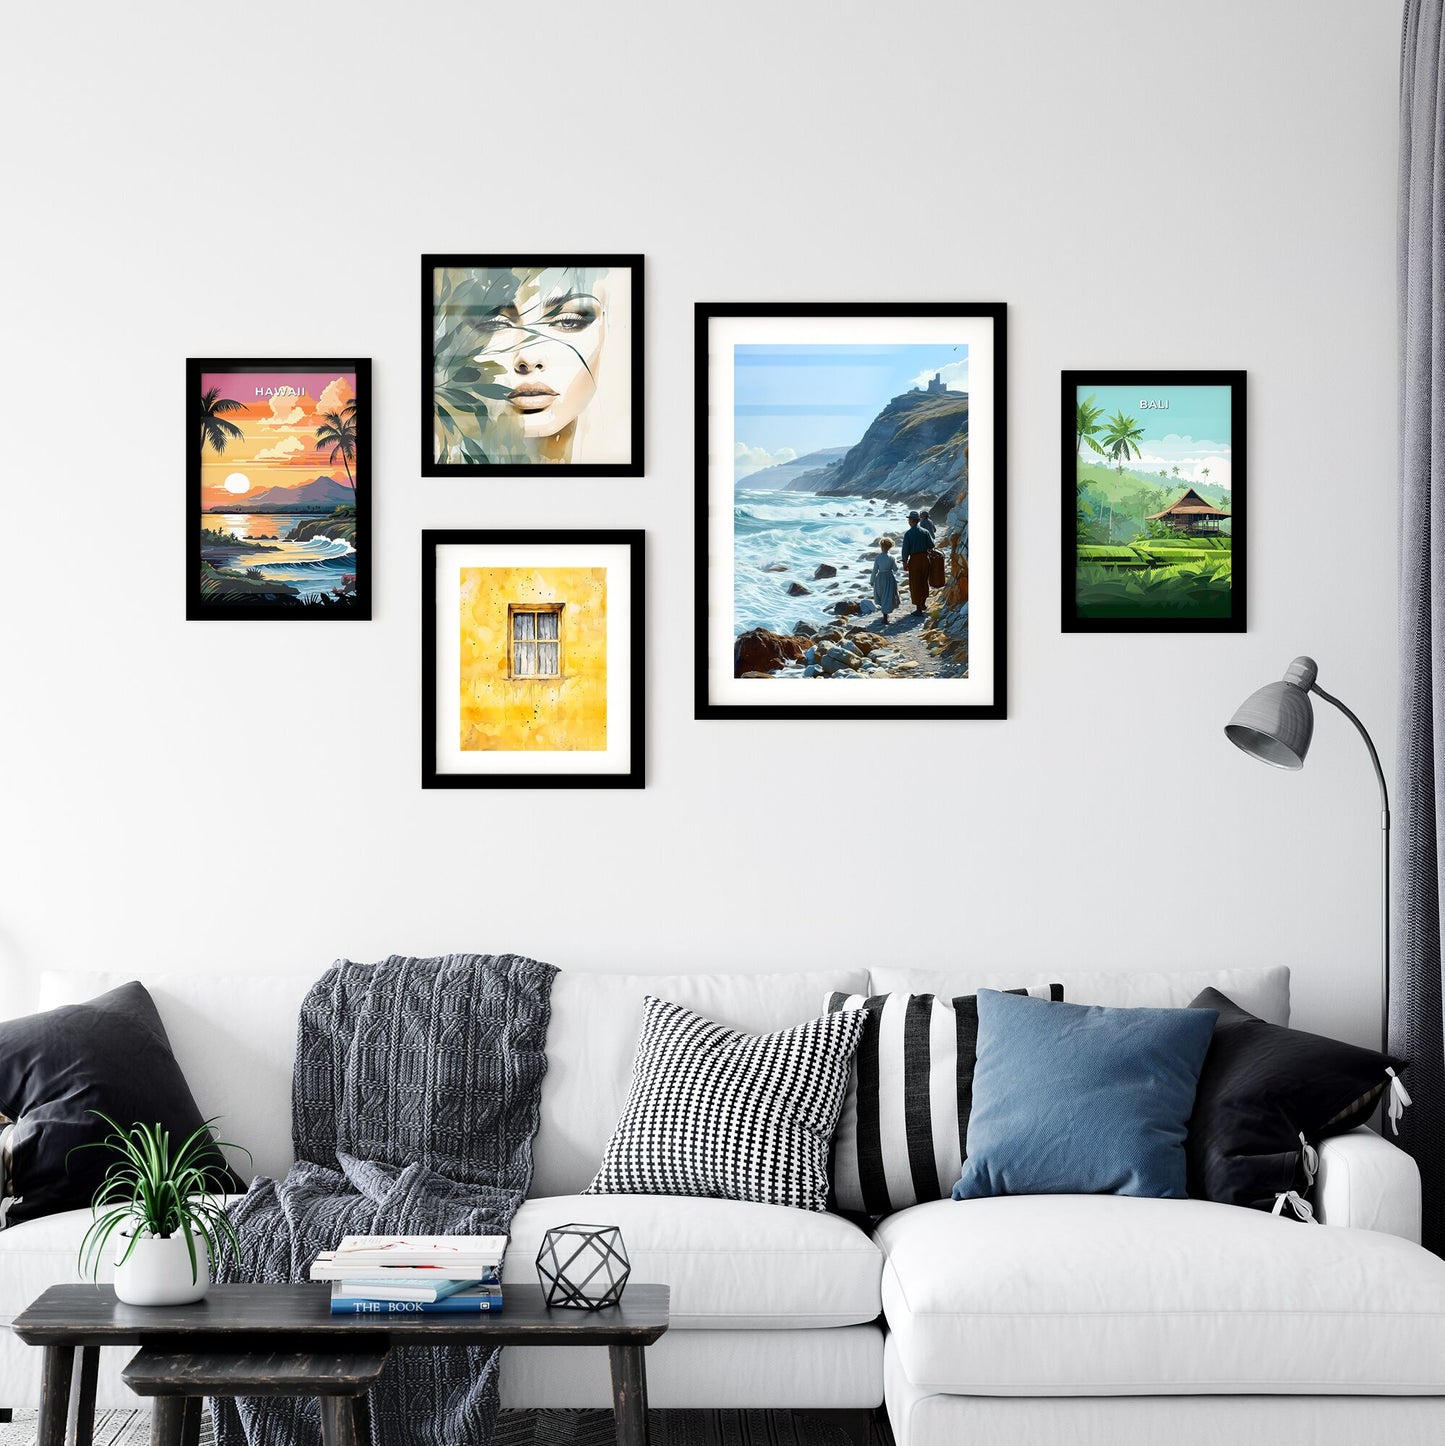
[199,370,355,509]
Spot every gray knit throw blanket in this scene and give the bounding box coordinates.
[213,952,557,1446]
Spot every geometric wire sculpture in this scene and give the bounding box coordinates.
[536,1223,631,1310]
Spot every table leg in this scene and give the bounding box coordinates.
[607,1344,649,1446]
[37,1346,73,1446]
[179,1398,203,1446]
[73,1348,100,1446]
[319,1396,365,1446]
[149,1398,187,1446]
[352,1389,373,1446]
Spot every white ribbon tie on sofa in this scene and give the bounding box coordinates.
[1386,1067,1412,1136]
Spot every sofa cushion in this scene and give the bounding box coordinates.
[506,1194,882,1329]
[825,985,1063,1215]
[877,1195,1445,1395]
[38,969,317,1186]
[36,967,874,1201]
[0,982,244,1224]
[870,967,1290,1026]
[1,1192,885,1336]
[533,969,869,1198]
[0,1206,101,1328]
[585,997,866,1211]
[953,992,1218,1202]
[1186,988,1408,1213]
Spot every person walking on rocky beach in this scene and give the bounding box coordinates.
[919,509,936,540]
[871,536,900,625]
[900,511,934,615]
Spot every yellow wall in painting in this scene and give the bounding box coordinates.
[459,567,607,752]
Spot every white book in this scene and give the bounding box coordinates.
[333,1278,501,1304]
[332,1235,507,1268]
[309,1253,501,1283]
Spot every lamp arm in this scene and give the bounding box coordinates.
[1309,683,1391,822]
[1310,680,1392,1055]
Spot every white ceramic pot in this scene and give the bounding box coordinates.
[113,1227,209,1306]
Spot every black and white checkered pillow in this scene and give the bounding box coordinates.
[826,985,1063,1215]
[585,995,869,1212]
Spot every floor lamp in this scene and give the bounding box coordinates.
[1224,656,1391,1053]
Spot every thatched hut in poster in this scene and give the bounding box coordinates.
[1146,487,1230,536]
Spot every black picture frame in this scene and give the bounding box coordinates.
[1062,369,1247,634]
[694,301,1008,721]
[421,529,645,789]
[421,255,645,478]
[188,357,371,622]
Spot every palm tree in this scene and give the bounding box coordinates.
[200,388,246,456]
[1075,394,1107,457]
[1100,409,1147,476]
[1201,467,1211,486]
[316,407,358,490]
[1172,464,1180,479]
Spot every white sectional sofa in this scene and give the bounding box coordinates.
[3,962,1444,1446]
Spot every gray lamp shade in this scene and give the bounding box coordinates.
[1224,656,1318,771]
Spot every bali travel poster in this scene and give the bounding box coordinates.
[1063,370,1246,633]
[188,359,371,620]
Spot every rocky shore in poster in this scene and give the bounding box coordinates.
[733,501,970,681]
[731,375,972,681]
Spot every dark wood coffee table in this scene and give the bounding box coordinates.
[12,1283,670,1446]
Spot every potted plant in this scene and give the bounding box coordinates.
[75,1115,247,1306]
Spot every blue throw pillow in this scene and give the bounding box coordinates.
[952,991,1218,1201]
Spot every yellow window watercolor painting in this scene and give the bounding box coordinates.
[423,530,642,790]
[458,567,608,752]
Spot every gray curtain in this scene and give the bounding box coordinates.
[1396,0,1445,1255]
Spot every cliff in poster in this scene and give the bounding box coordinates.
[767,389,969,513]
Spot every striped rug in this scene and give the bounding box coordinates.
[0,1408,875,1446]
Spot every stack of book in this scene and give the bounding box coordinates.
[311,1234,506,1315]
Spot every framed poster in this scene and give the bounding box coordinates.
[189,358,370,621]
[421,255,643,477]
[695,302,1007,720]
[422,530,644,788]
[1063,369,1246,633]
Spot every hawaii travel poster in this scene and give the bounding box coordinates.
[1063,370,1246,633]
[188,358,371,620]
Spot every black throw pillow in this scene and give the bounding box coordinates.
[0,981,243,1225]
[1185,987,1407,1213]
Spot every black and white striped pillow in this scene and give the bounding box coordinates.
[586,995,869,1212]
[825,986,1063,1215]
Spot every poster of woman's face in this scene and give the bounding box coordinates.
[422,255,643,476]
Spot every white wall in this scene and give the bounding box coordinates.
[0,1,1401,1046]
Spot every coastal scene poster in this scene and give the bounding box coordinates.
[188,358,370,620]
[423,255,642,477]
[697,304,1006,720]
[423,531,644,789]
[1063,370,1246,633]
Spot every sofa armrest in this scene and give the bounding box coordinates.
[1314,1126,1421,1241]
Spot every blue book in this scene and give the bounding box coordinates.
[330,1286,504,1315]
